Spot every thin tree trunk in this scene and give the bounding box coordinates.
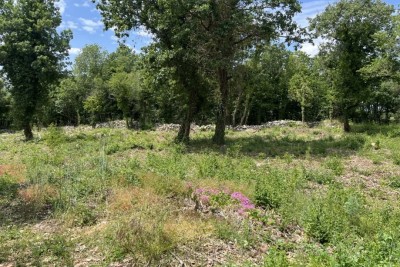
[76,110,81,126]
[213,68,229,145]
[176,89,197,143]
[244,107,251,125]
[232,90,243,127]
[343,112,350,132]
[301,105,305,123]
[240,95,251,126]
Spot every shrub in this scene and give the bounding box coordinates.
[263,247,289,267]
[323,157,344,176]
[302,187,364,244]
[304,168,335,185]
[44,124,68,147]
[388,176,400,189]
[255,168,303,209]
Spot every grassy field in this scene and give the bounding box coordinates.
[1,121,400,266]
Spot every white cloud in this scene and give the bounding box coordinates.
[74,1,91,8]
[55,0,66,15]
[295,0,332,27]
[294,0,336,56]
[300,38,326,57]
[59,21,78,30]
[69,48,82,55]
[79,18,103,33]
[134,26,154,38]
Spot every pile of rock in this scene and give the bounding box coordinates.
[155,120,309,132]
[155,123,181,131]
[95,120,127,129]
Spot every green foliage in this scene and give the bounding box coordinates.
[32,234,73,266]
[302,187,365,244]
[2,119,400,265]
[44,124,68,147]
[0,0,72,139]
[323,157,345,176]
[310,0,396,130]
[388,176,400,189]
[263,247,290,267]
[214,219,257,249]
[304,168,335,185]
[255,168,304,209]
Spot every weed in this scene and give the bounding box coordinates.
[323,156,344,176]
[388,176,400,189]
[112,210,175,262]
[44,124,68,148]
[263,247,289,267]
[304,168,335,185]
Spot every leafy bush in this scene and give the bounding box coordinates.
[255,168,303,209]
[45,124,68,147]
[323,157,344,176]
[302,187,365,244]
[304,168,335,185]
[388,176,400,189]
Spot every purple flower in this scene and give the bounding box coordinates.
[200,195,210,204]
[195,188,204,195]
[231,192,255,212]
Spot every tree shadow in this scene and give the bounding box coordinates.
[351,124,397,137]
[186,134,366,159]
[0,176,51,227]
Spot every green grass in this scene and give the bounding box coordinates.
[1,122,400,266]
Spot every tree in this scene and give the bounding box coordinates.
[73,44,113,126]
[288,52,314,123]
[52,77,83,125]
[94,0,303,144]
[94,1,208,143]
[358,11,400,122]
[108,71,141,128]
[0,79,11,128]
[0,0,72,139]
[310,0,395,132]
[192,1,303,144]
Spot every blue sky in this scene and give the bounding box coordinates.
[56,0,399,61]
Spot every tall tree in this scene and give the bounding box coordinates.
[0,79,11,128]
[310,0,394,132]
[0,0,72,139]
[190,1,303,144]
[73,44,111,126]
[288,52,314,123]
[94,0,208,143]
[94,0,302,144]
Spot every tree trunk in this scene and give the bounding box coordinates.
[176,89,197,143]
[213,68,229,145]
[343,113,350,132]
[232,90,243,127]
[240,95,251,126]
[301,105,305,123]
[76,110,81,126]
[24,123,33,141]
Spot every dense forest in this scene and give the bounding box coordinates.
[0,0,399,144]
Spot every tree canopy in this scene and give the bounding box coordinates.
[0,0,72,139]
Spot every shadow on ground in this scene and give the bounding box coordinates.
[186,134,366,158]
[0,174,51,227]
